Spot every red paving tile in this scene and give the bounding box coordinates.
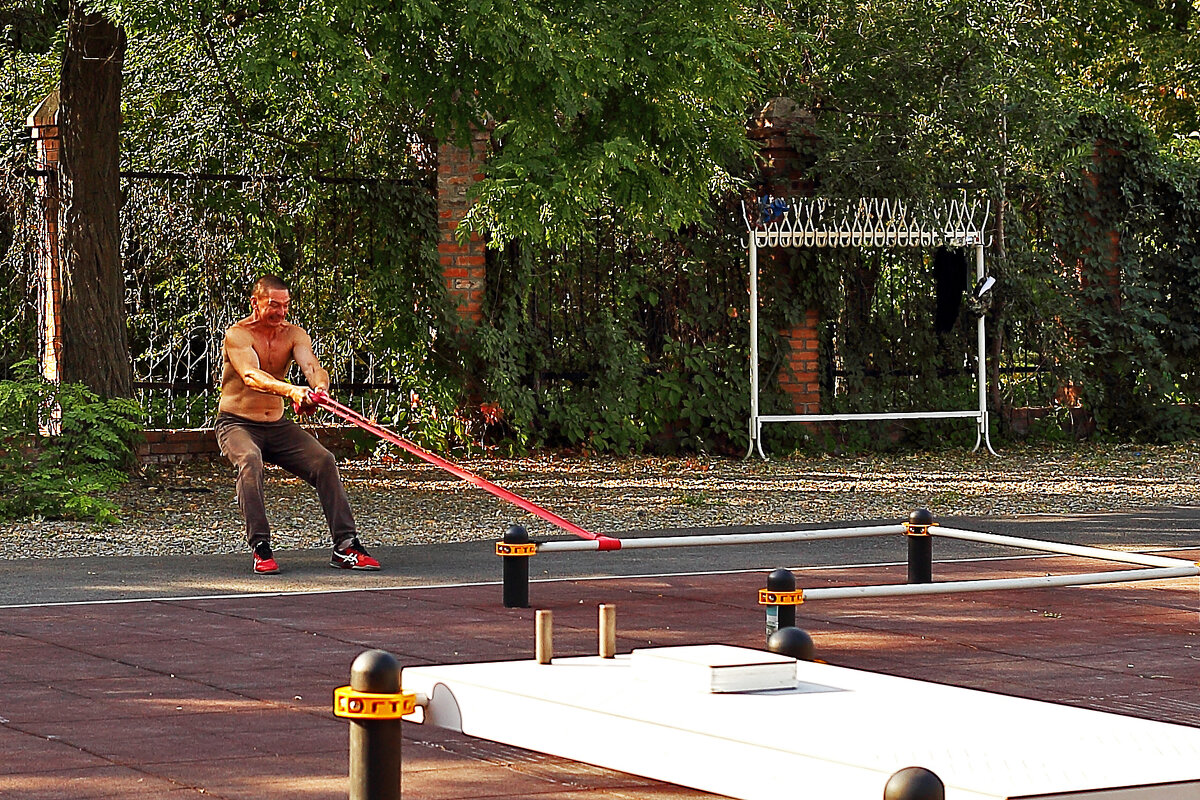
[0,554,1197,799]
[0,766,191,799]
[140,754,348,799]
[0,724,114,773]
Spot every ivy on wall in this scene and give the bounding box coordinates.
[1026,108,1200,440]
[474,208,760,454]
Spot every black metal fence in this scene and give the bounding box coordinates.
[2,166,1108,440]
[1,169,438,428]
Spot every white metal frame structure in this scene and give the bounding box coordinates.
[792,524,1200,601]
[529,523,1200,602]
[743,196,995,458]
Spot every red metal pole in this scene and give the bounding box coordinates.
[313,393,621,549]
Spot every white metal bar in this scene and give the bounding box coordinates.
[746,236,760,458]
[975,242,997,455]
[934,526,1197,569]
[536,524,906,553]
[801,566,1200,601]
[538,539,602,552]
[741,197,992,249]
[760,410,981,423]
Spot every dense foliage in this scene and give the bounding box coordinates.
[0,362,142,522]
[765,0,1200,444]
[94,0,773,247]
[1,0,1198,454]
[476,212,754,454]
[472,0,1200,451]
[1018,108,1200,440]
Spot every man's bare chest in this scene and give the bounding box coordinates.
[251,336,295,377]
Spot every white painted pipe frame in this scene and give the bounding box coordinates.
[535,524,906,553]
[759,410,981,423]
[532,521,1198,601]
[747,234,762,459]
[743,198,997,459]
[800,565,1199,601]
[933,526,1195,569]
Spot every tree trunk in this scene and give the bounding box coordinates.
[57,2,132,398]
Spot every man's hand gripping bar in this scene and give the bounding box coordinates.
[309,392,621,549]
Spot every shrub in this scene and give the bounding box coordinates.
[0,362,144,523]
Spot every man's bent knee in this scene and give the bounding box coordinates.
[234,452,265,477]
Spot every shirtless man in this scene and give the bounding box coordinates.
[215,275,380,574]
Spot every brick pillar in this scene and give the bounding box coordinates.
[26,91,63,385]
[748,98,822,414]
[778,310,821,414]
[437,130,490,325]
[1080,138,1122,313]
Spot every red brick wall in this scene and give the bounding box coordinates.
[777,309,821,414]
[137,426,366,464]
[437,131,490,324]
[137,429,221,463]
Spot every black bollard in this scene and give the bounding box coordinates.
[905,508,935,584]
[884,766,945,800]
[766,626,815,661]
[347,650,402,800]
[764,568,797,637]
[501,523,531,608]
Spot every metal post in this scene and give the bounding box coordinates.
[502,523,530,608]
[747,235,763,459]
[599,604,616,658]
[348,650,402,800]
[969,242,998,455]
[905,509,934,584]
[535,609,553,664]
[764,568,796,637]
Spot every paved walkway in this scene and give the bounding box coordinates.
[1,525,1198,798]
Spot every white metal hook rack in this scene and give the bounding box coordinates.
[743,195,997,458]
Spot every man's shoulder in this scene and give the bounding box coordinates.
[224,320,254,343]
[284,322,313,346]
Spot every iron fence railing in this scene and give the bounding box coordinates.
[2,168,432,427]
[0,170,1112,432]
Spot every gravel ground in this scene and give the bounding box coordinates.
[6,441,1199,559]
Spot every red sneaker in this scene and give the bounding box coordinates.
[252,541,280,574]
[330,538,381,570]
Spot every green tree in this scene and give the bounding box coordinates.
[98,0,774,247]
[1061,0,1199,140]
[741,0,1199,442]
[1,1,132,397]
[58,0,131,397]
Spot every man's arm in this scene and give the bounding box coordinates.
[292,330,330,395]
[224,326,309,406]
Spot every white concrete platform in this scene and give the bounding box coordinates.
[401,645,1200,800]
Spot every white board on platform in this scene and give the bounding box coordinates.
[630,644,796,693]
[401,645,1200,800]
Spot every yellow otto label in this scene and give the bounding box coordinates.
[333,686,417,719]
[758,589,805,606]
[495,542,538,557]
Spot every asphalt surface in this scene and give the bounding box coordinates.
[5,507,1198,607]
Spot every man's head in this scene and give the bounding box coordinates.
[250,275,290,326]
